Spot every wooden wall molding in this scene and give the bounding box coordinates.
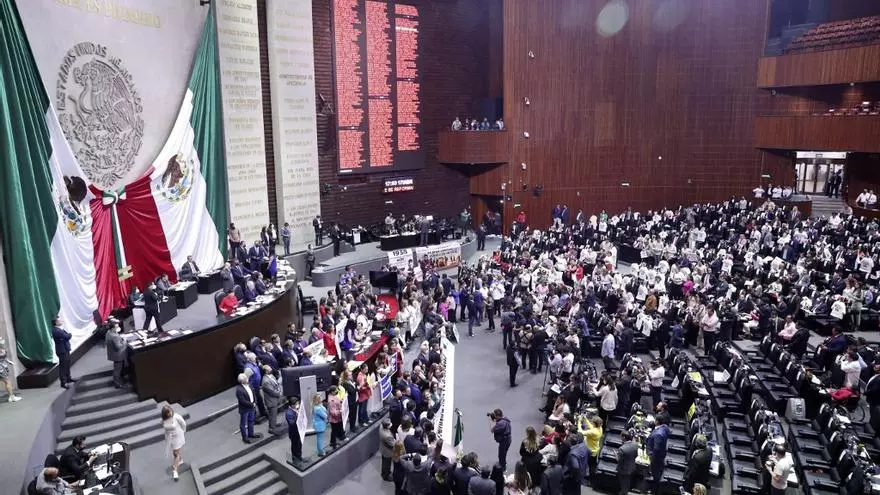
[758,44,880,88]
[754,115,880,152]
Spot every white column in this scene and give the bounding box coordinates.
[266,0,321,252]
[216,0,271,243]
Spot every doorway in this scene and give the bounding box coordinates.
[471,195,504,235]
[795,152,846,195]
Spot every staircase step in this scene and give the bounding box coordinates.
[62,400,156,428]
[202,448,265,486]
[222,468,281,495]
[70,385,129,405]
[201,435,276,472]
[74,375,117,393]
[206,459,273,495]
[66,393,139,416]
[77,369,114,381]
[58,402,182,444]
[261,480,288,495]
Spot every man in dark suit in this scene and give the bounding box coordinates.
[142,282,163,333]
[155,273,171,297]
[286,397,303,463]
[330,223,341,257]
[248,241,264,271]
[683,435,712,492]
[51,316,75,388]
[476,224,487,251]
[59,435,95,482]
[313,215,323,246]
[179,255,200,281]
[230,259,251,288]
[236,373,262,444]
[105,322,127,388]
[616,430,639,495]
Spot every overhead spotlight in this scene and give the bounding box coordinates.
[521,162,527,170]
[850,82,855,87]
[522,131,530,139]
[657,156,662,160]
[621,182,630,187]
[523,97,531,106]
[528,50,535,59]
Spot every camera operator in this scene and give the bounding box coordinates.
[488,408,512,470]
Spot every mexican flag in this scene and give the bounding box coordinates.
[0,0,99,362]
[0,0,228,361]
[90,3,228,316]
[453,408,463,456]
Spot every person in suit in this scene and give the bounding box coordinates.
[646,413,670,495]
[155,273,172,297]
[477,224,487,251]
[305,245,316,279]
[248,241,264,271]
[243,281,258,304]
[280,223,291,256]
[254,273,268,296]
[59,435,96,482]
[219,262,234,292]
[142,282,163,333]
[233,343,248,374]
[105,322,127,388]
[615,430,638,495]
[230,259,251,288]
[683,435,712,492]
[51,316,75,388]
[261,365,283,436]
[235,373,262,443]
[286,397,303,463]
[244,353,268,422]
[540,456,564,495]
[379,419,396,481]
[179,255,200,282]
[330,223,342,257]
[313,215,323,246]
[312,393,328,456]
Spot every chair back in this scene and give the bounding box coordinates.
[233,285,244,301]
[214,290,226,315]
[26,479,37,495]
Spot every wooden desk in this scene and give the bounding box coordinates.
[127,284,298,405]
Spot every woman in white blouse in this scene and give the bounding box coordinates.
[161,405,187,481]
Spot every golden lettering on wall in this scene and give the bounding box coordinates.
[55,0,162,28]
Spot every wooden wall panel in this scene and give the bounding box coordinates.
[758,44,880,88]
[845,152,880,203]
[438,131,509,164]
[498,0,771,227]
[257,0,277,225]
[312,0,494,227]
[755,116,880,151]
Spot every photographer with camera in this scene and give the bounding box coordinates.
[488,408,512,470]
